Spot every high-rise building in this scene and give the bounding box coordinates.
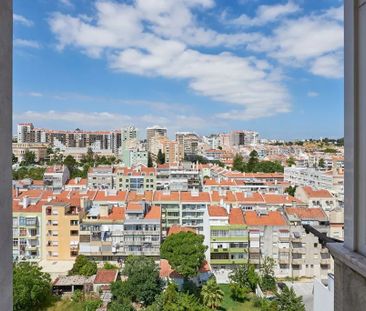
[146,125,167,151]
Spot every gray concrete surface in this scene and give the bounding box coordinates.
[285,281,314,311]
[0,0,13,310]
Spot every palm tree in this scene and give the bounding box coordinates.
[201,277,224,310]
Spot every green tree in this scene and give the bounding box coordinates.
[148,152,153,167]
[160,232,207,278]
[230,282,249,302]
[286,157,296,167]
[260,257,276,292]
[247,150,259,172]
[63,155,77,176]
[157,149,166,164]
[69,255,97,276]
[229,263,259,292]
[253,161,284,173]
[108,300,134,311]
[23,150,36,166]
[112,256,162,306]
[103,262,119,270]
[276,285,305,311]
[285,185,297,197]
[201,277,224,309]
[318,158,325,168]
[232,154,244,172]
[12,153,18,164]
[13,262,52,311]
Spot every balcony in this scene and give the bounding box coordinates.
[278,257,290,264]
[292,258,304,265]
[292,247,306,254]
[249,257,260,264]
[249,247,260,253]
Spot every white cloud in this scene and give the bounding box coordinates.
[229,1,300,27]
[250,5,344,78]
[13,110,211,133]
[13,14,33,27]
[59,0,73,7]
[49,0,290,120]
[28,92,43,97]
[14,39,41,49]
[307,91,319,97]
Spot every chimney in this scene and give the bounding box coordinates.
[22,196,30,209]
[15,187,19,198]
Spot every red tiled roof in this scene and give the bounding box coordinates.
[94,269,118,284]
[167,225,197,236]
[211,191,237,203]
[160,259,210,279]
[94,191,127,202]
[208,205,228,217]
[229,208,245,225]
[153,191,180,202]
[66,178,87,186]
[263,194,304,205]
[100,207,125,221]
[180,191,211,202]
[126,202,144,211]
[244,211,287,226]
[235,192,264,204]
[285,207,328,221]
[145,205,161,220]
[302,186,333,198]
[12,199,44,213]
[127,191,154,202]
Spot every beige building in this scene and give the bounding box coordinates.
[43,200,83,261]
[12,142,48,162]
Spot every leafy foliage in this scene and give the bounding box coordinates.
[229,263,259,292]
[232,151,284,173]
[275,285,305,311]
[260,257,277,292]
[229,282,249,302]
[160,232,207,278]
[13,262,52,311]
[103,262,119,270]
[111,256,162,306]
[286,157,296,167]
[148,152,153,167]
[201,277,224,309]
[157,149,166,164]
[284,185,297,197]
[69,255,97,277]
[318,158,325,168]
[12,167,46,180]
[22,150,36,166]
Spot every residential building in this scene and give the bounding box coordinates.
[176,132,200,160]
[146,125,167,151]
[121,149,148,167]
[284,207,332,279]
[114,166,156,191]
[43,165,70,190]
[43,199,83,261]
[295,186,339,210]
[87,166,114,189]
[209,207,248,283]
[12,142,48,162]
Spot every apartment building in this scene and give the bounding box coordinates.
[156,163,201,191]
[284,207,332,279]
[153,190,181,235]
[12,194,45,261]
[43,199,84,261]
[79,205,125,261]
[295,186,338,210]
[244,210,290,277]
[43,165,70,190]
[12,142,48,162]
[87,166,114,189]
[123,202,161,257]
[176,132,200,160]
[208,207,249,282]
[284,166,344,204]
[114,166,156,191]
[121,149,148,167]
[17,123,122,153]
[146,125,167,151]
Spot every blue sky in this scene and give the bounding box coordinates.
[13,0,344,139]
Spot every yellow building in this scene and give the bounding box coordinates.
[42,200,83,261]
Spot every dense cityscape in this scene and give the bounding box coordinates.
[12,122,344,310]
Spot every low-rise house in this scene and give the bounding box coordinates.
[295,186,338,210]
[93,269,119,293]
[160,259,212,288]
[53,275,95,294]
[43,165,70,190]
[88,166,114,189]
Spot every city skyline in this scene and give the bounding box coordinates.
[14,0,343,139]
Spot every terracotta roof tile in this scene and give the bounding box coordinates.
[302,186,333,198]
[244,211,287,226]
[285,207,328,221]
[229,208,245,225]
[94,269,118,284]
[167,225,197,236]
[145,206,161,220]
[208,205,228,217]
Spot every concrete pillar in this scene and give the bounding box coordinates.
[328,1,366,310]
[0,0,13,310]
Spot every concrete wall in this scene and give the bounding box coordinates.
[0,0,13,309]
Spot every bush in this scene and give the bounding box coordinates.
[230,283,249,302]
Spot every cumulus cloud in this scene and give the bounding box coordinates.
[229,1,300,27]
[250,5,344,78]
[307,91,319,97]
[14,39,41,49]
[49,0,290,120]
[13,14,33,27]
[13,110,210,133]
